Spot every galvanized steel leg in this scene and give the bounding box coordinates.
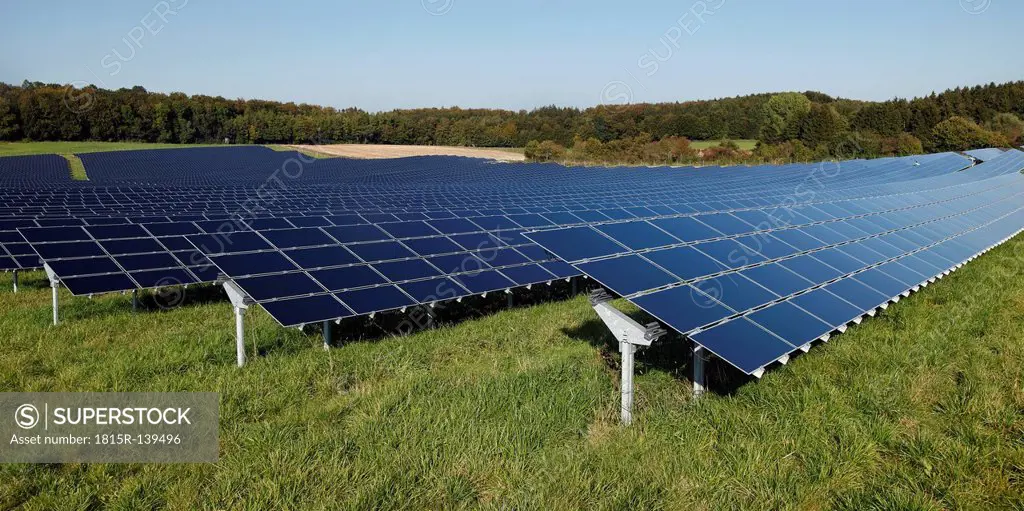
[52,282,59,326]
[620,340,636,426]
[323,320,333,350]
[693,346,706,398]
[235,307,246,368]
[11,270,17,293]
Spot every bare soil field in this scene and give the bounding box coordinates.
[288,144,526,161]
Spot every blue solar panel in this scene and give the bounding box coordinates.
[632,285,734,334]
[209,252,296,277]
[499,264,555,286]
[284,246,360,269]
[337,286,414,314]
[690,318,795,374]
[234,273,323,301]
[452,270,515,294]
[398,277,470,302]
[524,227,626,263]
[747,301,833,348]
[577,255,677,296]
[595,222,679,250]
[310,266,387,291]
[740,264,814,297]
[261,295,354,328]
[402,237,463,256]
[347,241,415,263]
[373,259,441,281]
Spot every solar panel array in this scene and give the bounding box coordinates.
[3,146,1024,374]
[1,148,967,277]
[527,150,1024,375]
[0,154,72,186]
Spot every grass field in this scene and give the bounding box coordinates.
[691,139,759,151]
[0,141,230,158]
[1,230,1023,508]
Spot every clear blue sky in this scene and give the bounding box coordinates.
[1,0,1022,111]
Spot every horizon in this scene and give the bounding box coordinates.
[8,78,1017,115]
[2,0,1023,112]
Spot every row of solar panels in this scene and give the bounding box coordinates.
[527,175,1024,374]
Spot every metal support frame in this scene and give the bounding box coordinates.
[44,264,59,326]
[132,289,140,312]
[223,280,254,368]
[11,270,17,293]
[589,289,667,425]
[322,320,333,350]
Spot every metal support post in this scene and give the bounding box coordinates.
[620,341,636,425]
[223,280,253,368]
[44,264,59,326]
[425,306,436,329]
[589,289,667,425]
[132,289,140,312]
[235,307,246,367]
[52,282,59,326]
[323,320,334,350]
[11,270,17,293]
[692,346,706,398]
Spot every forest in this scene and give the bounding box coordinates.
[1,80,1021,164]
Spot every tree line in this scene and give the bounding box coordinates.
[0,80,1021,163]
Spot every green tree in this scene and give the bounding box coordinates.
[759,93,812,144]
[893,133,924,156]
[799,104,848,147]
[524,140,566,162]
[931,116,1009,151]
[0,95,19,140]
[986,113,1023,145]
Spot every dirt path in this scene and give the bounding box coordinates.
[288,144,525,161]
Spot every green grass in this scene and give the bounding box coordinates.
[61,154,88,180]
[0,141,228,157]
[691,139,758,151]
[1,232,1023,508]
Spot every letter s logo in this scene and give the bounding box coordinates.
[15,404,39,429]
